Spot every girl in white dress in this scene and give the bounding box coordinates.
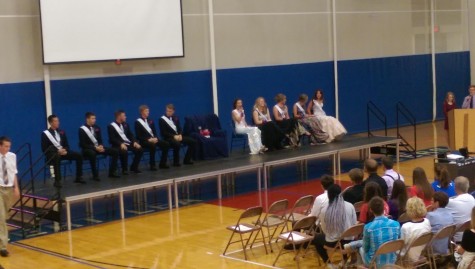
[293,94,329,145]
[232,99,266,155]
[307,89,347,142]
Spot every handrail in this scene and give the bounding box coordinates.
[396,102,417,158]
[367,101,388,137]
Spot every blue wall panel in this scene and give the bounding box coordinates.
[338,54,434,134]
[51,70,213,152]
[0,81,46,160]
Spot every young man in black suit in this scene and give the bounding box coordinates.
[79,112,120,180]
[135,105,170,170]
[107,110,143,175]
[158,104,197,166]
[41,115,85,187]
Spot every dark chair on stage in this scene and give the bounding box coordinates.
[184,114,229,160]
[229,121,247,153]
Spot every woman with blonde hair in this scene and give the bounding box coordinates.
[252,97,285,151]
[293,93,329,145]
[400,197,431,263]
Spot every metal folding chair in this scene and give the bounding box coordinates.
[397,232,433,269]
[358,239,405,269]
[453,220,471,243]
[284,195,314,229]
[325,223,365,264]
[273,215,317,267]
[222,206,268,260]
[251,199,289,252]
[428,224,456,269]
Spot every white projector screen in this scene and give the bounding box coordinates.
[39,0,184,64]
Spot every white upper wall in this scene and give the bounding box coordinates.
[0,0,470,83]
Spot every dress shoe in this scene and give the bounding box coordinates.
[184,160,194,165]
[159,164,170,169]
[150,166,158,171]
[0,249,9,257]
[92,177,101,182]
[122,170,129,175]
[74,177,87,184]
[173,163,181,167]
[108,172,120,178]
[132,169,142,174]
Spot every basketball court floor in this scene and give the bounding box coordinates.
[3,121,447,269]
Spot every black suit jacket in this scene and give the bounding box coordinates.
[79,124,104,150]
[107,121,137,147]
[41,128,70,153]
[159,116,182,140]
[135,118,158,144]
[364,173,389,199]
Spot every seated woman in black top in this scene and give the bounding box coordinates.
[272,93,309,146]
[252,97,286,151]
[456,206,475,269]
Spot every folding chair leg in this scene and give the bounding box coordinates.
[239,233,248,260]
[222,231,235,256]
[273,240,287,266]
[259,229,268,254]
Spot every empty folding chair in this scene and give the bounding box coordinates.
[397,232,433,269]
[284,195,314,229]
[325,223,365,265]
[251,199,289,252]
[273,215,317,267]
[358,239,405,269]
[428,224,456,269]
[222,206,268,260]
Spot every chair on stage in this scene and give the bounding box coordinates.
[229,121,247,153]
[43,158,72,183]
[273,215,317,267]
[428,224,456,269]
[357,239,405,269]
[223,206,268,260]
[284,195,314,230]
[183,114,229,160]
[251,199,289,252]
[397,232,433,269]
[325,223,364,265]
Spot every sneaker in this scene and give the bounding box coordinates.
[0,249,9,257]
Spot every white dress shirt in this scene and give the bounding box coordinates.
[0,152,17,187]
[382,169,405,198]
[309,190,329,224]
[446,193,475,242]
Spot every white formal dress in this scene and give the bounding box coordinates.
[311,100,347,142]
[232,109,263,154]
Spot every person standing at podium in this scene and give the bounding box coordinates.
[461,85,475,109]
[443,91,457,130]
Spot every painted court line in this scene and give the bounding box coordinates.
[221,254,282,269]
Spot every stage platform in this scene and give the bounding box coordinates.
[32,135,399,230]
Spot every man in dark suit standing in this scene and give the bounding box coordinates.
[79,112,120,181]
[135,105,170,170]
[158,104,197,167]
[107,110,143,175]
[41,115,85,187]
[363,158,388,200]
[461,85,475,109]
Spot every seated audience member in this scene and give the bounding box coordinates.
[446,176,475,243]
[388,180,408,221]
[292,94,329,144]
[107,110,143,175]
[381,156,404,199]
[363,159,388,200]
[252,97,286,151]
[343,168,365,204]
[432,165,456,197]
[359,182,389,224]
[309,174,334,223]
[455,206,475,269]
[273,93,308,146]
[344,197,401,268]
[159,104,197,166]
[408,167,433,207]
[134,105,170,170]
[313,184,357,264]
[400,197,431,263]
[79,112,120,180]
[231,99,266,155]
[41,115,84,187]
[306,89,347,142]
[426,192,455,255]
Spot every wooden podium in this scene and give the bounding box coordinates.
[448,109,475,151]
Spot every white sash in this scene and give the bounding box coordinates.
[43,130,62,149]
[80,126,98,147]
[274,105,286,118]
[295,102,306,115]
[111,122,131,144]
[137,118,154,137]
[255,108,270,122]
[161,116,177,133]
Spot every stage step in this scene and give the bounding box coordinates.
[22,193,51,201]
[7,219,35,230]
[10,206,49,217]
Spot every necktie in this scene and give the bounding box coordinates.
[2,156,8,185]
[471,97,474,109]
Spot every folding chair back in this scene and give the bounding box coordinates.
[353,201,364,213]
[408,232,433,249]
[253,199,289,252]
[268,199,289,216]
[241,206,263,219]
[429,224,456,269]
[340,223,365,239]
[455,220,471,234]
[397,212,410,223]
[292,215,317,231]
[288,195,313,218]
[399,232,433,268]
[368,239,405,269]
